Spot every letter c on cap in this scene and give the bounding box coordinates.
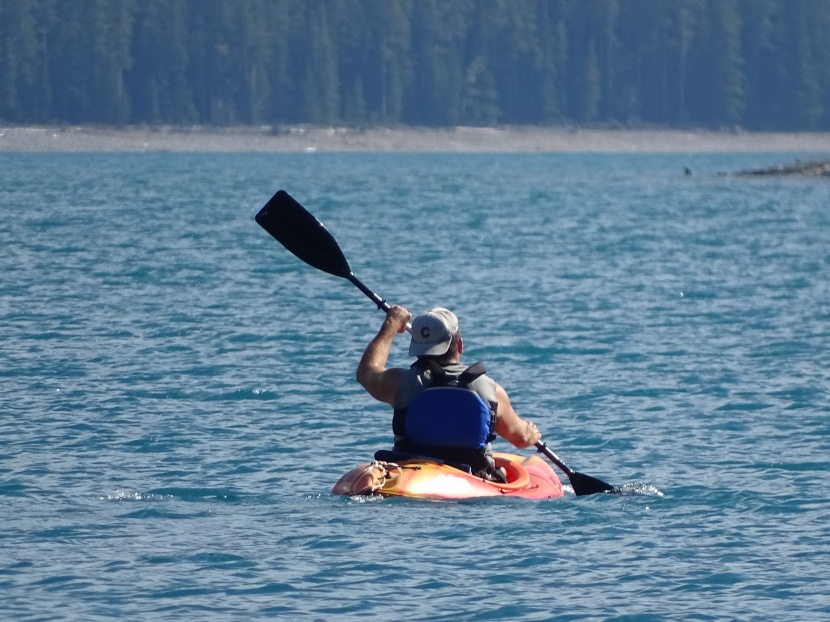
[420,327,431,338]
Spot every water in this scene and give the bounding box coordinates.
[1,151,828,621]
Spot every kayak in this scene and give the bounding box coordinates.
[332,452,564,499]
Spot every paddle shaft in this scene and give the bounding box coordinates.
[347,274,412,332]
[348,274,390,312]
[536,441,576,475]
[536,441,616,495]
[535,442,576,476]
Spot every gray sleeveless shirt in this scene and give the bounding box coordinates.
[394,362,498,410]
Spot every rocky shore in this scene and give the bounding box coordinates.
[735,158,830,177]
[2,125,830,153]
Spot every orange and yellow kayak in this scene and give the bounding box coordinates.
[332,452,564,499]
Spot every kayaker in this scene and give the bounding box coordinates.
[356,305,541,482]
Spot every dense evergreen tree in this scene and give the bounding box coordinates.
[0,0,44,121]
[302,0,340,124]
[408,0,468,125]
[790,0,830,129]
[334,0,370,124]
[128,0,195,123]
[0,0,829,130]
[690,0,745,127]
[739,0,783,129]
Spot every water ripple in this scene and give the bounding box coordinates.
[1,153,828,621]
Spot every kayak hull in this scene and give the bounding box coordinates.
[332,452,564,499]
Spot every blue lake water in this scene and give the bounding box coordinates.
[1,151,828,621]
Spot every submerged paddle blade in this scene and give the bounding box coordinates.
[535,441,616,496]
[255,190,352,279]
[567,470,617,496]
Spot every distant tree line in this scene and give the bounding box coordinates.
[1,0,829,130]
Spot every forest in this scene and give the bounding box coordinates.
[1,0,829,130]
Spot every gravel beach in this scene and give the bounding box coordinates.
[2,125,830,153]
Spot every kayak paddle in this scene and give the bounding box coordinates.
[257,189,617,496]
[536,441,617,496]
[255,189,399,318]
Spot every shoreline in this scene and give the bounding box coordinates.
[2,124,830,153]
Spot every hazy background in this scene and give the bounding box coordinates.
[1,0,830,132]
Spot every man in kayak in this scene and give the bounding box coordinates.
[357,305,541,482]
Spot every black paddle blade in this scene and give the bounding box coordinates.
[568,470,617,496]
[255,190,352,279]
[535,441,616,496]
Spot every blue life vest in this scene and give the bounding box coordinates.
[394,361,497,451]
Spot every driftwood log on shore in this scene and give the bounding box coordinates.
[736,159,830,177]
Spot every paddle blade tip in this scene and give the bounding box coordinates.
[255,189,353,279]
[254,189,292,229]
